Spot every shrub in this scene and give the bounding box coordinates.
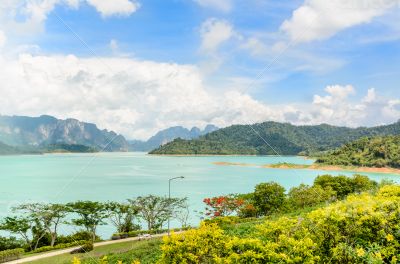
[253,182,286,216]
[0,248,24,263]
[159,187,400,263]
[238,203,257,218]
[314,174,354,199]
[159,223,226,263]
[57,231,100,244]
[351,174,377,193]
[112,227,190,240]
[70,242,93,254]
[0,236,26,251]
[377,185,400,197]
[288,184,335,208]
[32,240,87,254]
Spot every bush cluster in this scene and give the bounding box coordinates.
[0,248,24,263]
[159,185,400,263]
[204,174,377,218]
[112,227,191,240]
[31,240,87,254]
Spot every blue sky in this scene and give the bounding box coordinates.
[0,0,399,139]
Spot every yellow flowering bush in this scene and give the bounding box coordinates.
[158,189,400,264]
[159,223,226,263]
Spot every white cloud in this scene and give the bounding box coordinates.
[362,88,377,103]
[0,0,140,39]
[86,0,140,17]
[194,0,233,12]
[200,18,235,53]
[0,52,398,140]
[241,37,269,56]
[0,31,6,47]
[281,0,398,43]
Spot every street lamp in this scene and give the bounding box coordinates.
[168,176,185,236]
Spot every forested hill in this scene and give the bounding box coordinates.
[316,135,400,168]
[149,121,400,155]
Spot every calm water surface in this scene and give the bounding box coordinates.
[0,152,398,238]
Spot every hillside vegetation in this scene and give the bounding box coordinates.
[316,135,400,168]
[150,121,400,155]
[161,187,400,263]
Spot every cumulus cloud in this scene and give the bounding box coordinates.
[200,18,235,53]
[86,0,140,17]
[194,0,233,12]
[0,52,398,140]
[0,0,140,39]
[281,0,398,42]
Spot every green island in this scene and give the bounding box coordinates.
[258,135,400,174]
[1,174,400,263]
[149,121,400,155]
[0,142,98,155]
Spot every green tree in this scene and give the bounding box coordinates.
[15,203,68,247]
[313,175,354,199]
[0,216,32,250]
[67,201,108,242]
[130,195,187,231]
[288,184,334,209]
[253,182,286,216]
[105,202,139,233]
[351,174,377,193]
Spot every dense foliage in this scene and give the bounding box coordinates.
[0,196,187,254]
[159,185,400,263]
[202,174,377,220]
[150,120,400,155]
[0,248,24,263]
[316,135,400,168]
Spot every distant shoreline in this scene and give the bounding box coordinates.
[148,154,309,158]
[213,162,400,175]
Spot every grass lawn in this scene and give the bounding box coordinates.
[26,238,162,264]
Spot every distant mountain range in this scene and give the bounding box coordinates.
[150,121,400,155]
[128,124,218,152]
[0,115,129,152]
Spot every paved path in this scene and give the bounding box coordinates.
[5,232,181,264]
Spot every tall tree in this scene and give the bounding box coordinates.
[0,216,32,250]
[67,201,108,242]
[130,195,186,231]
[15,203,68,247]
[105,202,139,233]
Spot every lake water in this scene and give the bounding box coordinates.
[1,152,399,238]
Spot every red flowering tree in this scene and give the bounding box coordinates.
[203,195,244,218]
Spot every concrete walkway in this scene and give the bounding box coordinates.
[5,232,180,264]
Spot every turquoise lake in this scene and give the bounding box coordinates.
[1,152,399,238]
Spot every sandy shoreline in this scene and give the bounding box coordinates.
[213,162,400,175]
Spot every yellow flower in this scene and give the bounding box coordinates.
[117,261,123,264]
[356,248,365,257]
[386,234,394,241]
[132,260,141,264]
[99,256,109,264]
[375,252,382,260]
[391,256,398,264]
[72,257,81,264]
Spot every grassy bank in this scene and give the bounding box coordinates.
[26,239,162,264]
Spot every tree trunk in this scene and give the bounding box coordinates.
[50,232,57,247]
[91,227,96,243]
